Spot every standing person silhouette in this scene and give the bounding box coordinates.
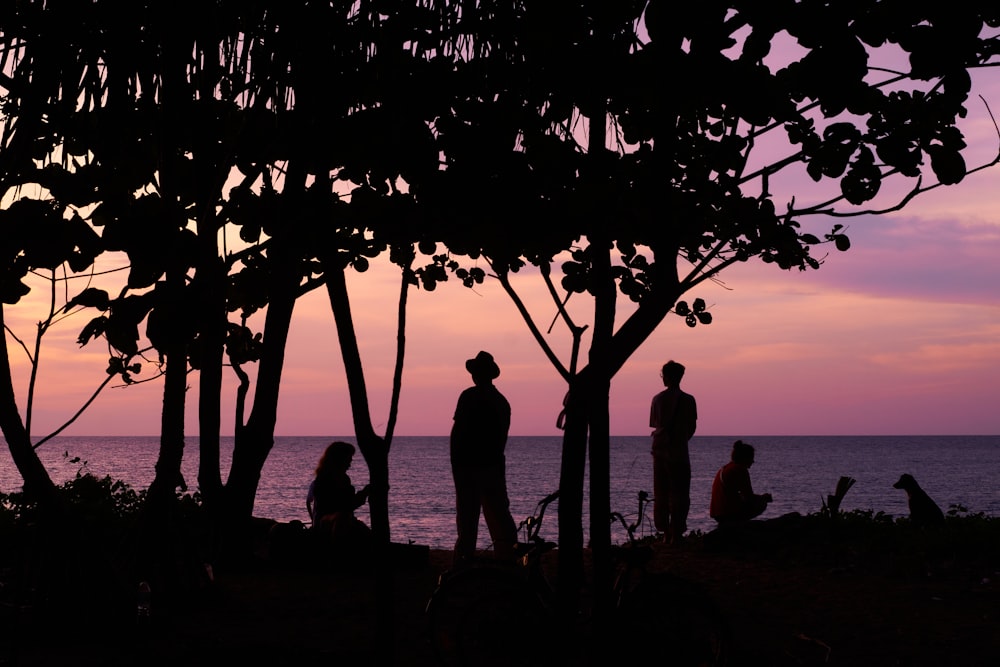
[450,351,518,564]
[650,360,698,545]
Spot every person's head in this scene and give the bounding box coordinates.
[661,360,685,387]
[731,440,755,467]
[317,441,356,476]
[466,351,500,385]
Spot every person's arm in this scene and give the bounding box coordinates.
[451,389,473,442]
[306,482,316,524]
[736,468,772,507]
[354,483,371,509]
[500,393,511,440]
[730,466,754,504]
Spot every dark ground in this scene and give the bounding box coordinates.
[3,520,998,667]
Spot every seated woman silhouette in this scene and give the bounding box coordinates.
[307,441,371,550]
[710,440,772,524]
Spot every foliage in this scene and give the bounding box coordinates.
[704,507,1000,582]
[0,455,201,537]
[0,470,205,649]
[393,2,1000,605]
[420,1,1000,341]
[3,3,1000,597]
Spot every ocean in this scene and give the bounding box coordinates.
[1,435,997,549]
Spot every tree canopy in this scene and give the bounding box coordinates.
[2,3,999,641]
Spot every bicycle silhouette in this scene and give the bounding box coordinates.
[426,490,731,666]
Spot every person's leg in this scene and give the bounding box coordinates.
[452,464,482,564]
[668,458,691,543]
[746,495,768,520]
[652,450,672,535]
[481,464,518,560]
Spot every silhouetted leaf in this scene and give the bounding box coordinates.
[77,316,108,347]
[65,288,110,312]
[841,147,882,204]
[927,145,967,185]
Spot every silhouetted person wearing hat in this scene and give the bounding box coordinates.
[450,351,518,564]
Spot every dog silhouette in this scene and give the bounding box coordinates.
[893,473,945,526]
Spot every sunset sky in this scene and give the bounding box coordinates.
[12,157,998,439]
[6,52,1000,441]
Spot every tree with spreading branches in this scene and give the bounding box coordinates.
[414,0,1000,626]
[0,2,136,508]
[5,8,1000,657]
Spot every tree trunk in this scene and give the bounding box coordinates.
[224,241,299,525]
[323,262,397,666]
[323,265,391,538]
[195,250,226,508]
[555,265,680,625]
[588,236,616,629]
[138,263,190,604]
[147,263,189,509]
[223,157,305,549]
[0,303,57,505]
[145,34,189,515]
[556,374,588,614]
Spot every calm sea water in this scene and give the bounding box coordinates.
[1,435,997,549]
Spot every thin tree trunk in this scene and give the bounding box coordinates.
[323,264,390,538]
[556,375,588,614]
[586,69,616,635]
[323,261,399,666]
[138,261,190,606]
[223,162,305,550]
[0,303,57,504]
[588,237,615,627]
[196,251,226,508]
[147,269,189,507]
[224,243,298,524]
[146,28,188,515]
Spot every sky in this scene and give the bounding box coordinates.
[11,162,998,439]
[6,57,1000,440]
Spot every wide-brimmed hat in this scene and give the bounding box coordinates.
[466,351,500,379]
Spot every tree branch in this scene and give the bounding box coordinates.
[384,255,412,447]
[490,261,571,381]
[540,260,583,335]
[33,371,117,450]
[2,324,33,364]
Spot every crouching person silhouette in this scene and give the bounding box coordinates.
[307,441,371,558]
[710,440,773,524]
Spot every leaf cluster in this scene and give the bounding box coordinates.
[3,1,999,378]
[410,1,1000,319]
[710,507,1000,581]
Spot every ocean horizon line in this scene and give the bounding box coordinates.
[5,434,998,535]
